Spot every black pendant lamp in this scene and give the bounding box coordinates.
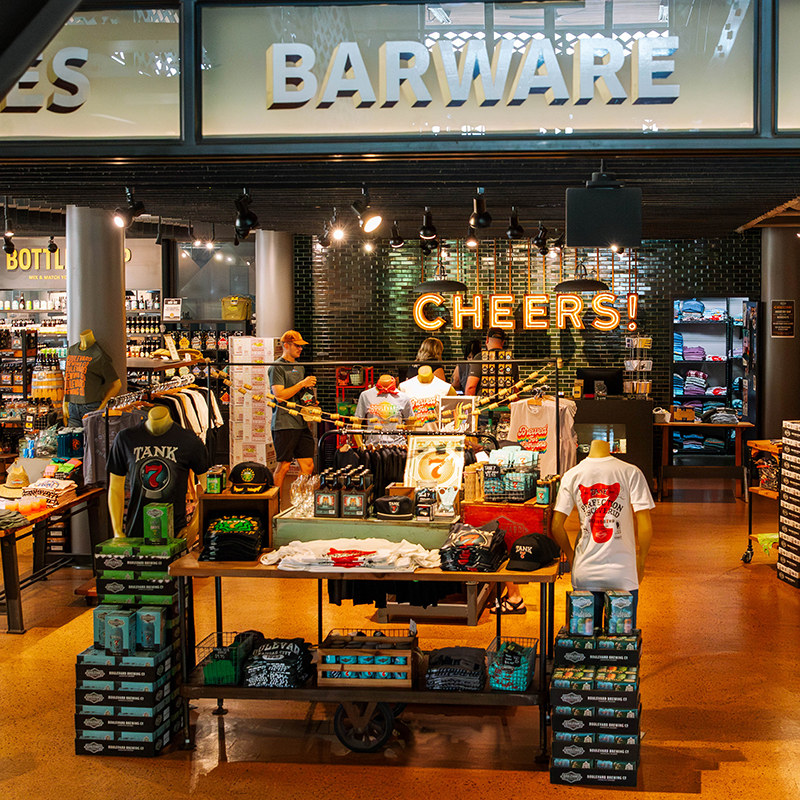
[554,256,609,293]
[414,249,467,294]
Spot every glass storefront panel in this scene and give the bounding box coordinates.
[778,0,800,129]
[0,9,180,139]
[201,1,754,138]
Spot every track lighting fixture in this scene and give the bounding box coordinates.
[47,236,58,254]
[351,187,382,234]
[532,222,548,250]
[363,241,374,253]
[553,231,566,250]
[317,222,331,249]
[420,239,435,257]
[469,189,492,229]
[465,226,478,248]
[505,208,524,240]
[234,188,259,240]
[3,235,13,255]
[610,243,625,254]
[113,187,145,229]
[389,221,405,249]
[419,207,437,240]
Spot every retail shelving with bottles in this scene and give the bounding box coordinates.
[670,296,748,460]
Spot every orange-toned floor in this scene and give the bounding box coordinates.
[1,481,799,800]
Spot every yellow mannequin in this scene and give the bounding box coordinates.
[415,365,457,395]
[62,329,122,425]
[551,439,654,582]
[108,407,207,540]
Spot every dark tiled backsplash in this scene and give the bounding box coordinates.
[293,233,761,408]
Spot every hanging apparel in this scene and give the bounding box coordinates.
[82,407,149,485]
[107,421,210,537]
[64,341,119,405]
[554,455,654,592]
[398,375,453,431]
[508,397,577,476]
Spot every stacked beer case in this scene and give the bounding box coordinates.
[549,590,642,788]
[778,421,800,589]
[75,504,188,757]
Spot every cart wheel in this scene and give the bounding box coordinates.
[333,702,395,753]
[392,703,407,717]
[742,550,753,564]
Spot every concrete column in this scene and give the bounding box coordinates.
[255,230,294,338]
[66,205,127,392]
[761,227,800,437]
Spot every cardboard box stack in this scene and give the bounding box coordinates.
[75,513,188,757]
[778,421,800,589]
[549,590,642,788]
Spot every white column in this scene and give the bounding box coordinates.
[66,205,127,391]
[255,230,294,338]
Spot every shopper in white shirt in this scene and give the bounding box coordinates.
[551,439,654,627]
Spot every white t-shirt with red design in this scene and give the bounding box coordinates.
[554,455,655,591]
[399,375,452,431]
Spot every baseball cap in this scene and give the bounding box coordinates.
[228,462,274,494]
[375,495,414,520]
[280,330,308,346]
[486,327,508,344]
[506,533,560,571]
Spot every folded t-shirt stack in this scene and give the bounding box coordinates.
[681,299,705,321]
[674,432,705,451]
[673,331,684,360]
[243,637,314,688]
[704,436,726,452]
[702,407,739,425]
[673,374,684,396]
[200,515,264,561]
[22,478,77,507]
[683,345,707,361]
[261,538,441,571]
[439,521,507,572]
[426,646,486,691]
[683,370,708,396]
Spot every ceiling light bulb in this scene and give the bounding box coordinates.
[193,239,202,247]
[466,226,478,248]
[363,241,374,252]
[4,230,13,238]
[332,228,344,241]
[113,211,129,229]
[206,241,214,250]
[362,213,382,233]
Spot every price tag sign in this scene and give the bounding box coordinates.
[162,298,182,322]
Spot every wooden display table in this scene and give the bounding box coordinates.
[169,551,559,759]
[654,421,754,500]
[199,487,280,549]
[0,486,106,634]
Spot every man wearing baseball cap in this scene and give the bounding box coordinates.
[269,330,317,491]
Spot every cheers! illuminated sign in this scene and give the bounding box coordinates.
[413,293,639,332]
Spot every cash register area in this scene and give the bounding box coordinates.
[1,479,798,800]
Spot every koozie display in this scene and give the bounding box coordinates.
[200,515,265,561]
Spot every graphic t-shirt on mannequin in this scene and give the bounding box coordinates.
[108,421,210,537]
[399,374,452,431]
[64,341,119,405]
[553,455,654,591]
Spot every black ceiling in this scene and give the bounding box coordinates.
[1,150,799,242]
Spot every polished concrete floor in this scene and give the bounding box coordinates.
[1,481,799,799]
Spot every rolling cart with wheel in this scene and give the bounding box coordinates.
[170,552,559,762]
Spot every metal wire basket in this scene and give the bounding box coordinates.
[486,636,538,692]
[196,631,257,686]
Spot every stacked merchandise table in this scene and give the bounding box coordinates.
[0,486,106,633]
[743,439,781,563]
[778,422,800,588]
[169,551,559,760]
[654,421,753,501]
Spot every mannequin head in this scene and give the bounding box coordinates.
[79,329,96,350]
[145,406,173,436]
[588,439,611,458]
[376,374,396,390]
[417,365,434,384]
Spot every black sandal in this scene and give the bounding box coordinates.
[490,595,527,615]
